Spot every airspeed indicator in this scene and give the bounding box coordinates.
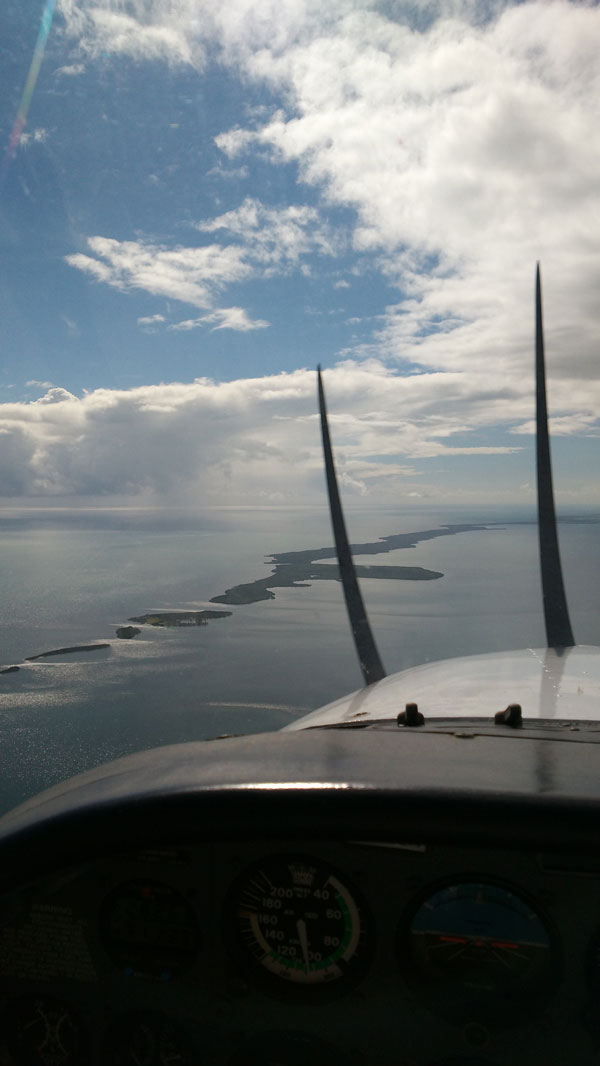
[231,856,369,993]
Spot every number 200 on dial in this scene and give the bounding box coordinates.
[233,856,369,988]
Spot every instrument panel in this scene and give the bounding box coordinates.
[0,839,596,1065]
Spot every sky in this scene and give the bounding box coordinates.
[0,0,598,513]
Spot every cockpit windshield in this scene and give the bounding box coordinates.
[1,0,599,813]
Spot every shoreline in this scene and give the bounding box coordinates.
[25,643,111,662]
[128,610,232,627]
[210,524,487,606]
[2,524,490,670]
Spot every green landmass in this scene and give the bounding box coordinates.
[210,524,487,606]
[129,610,232,627]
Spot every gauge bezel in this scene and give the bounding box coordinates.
[3,994,88,1066]
[104,1010,195,1065]
[99,878,200,980]
[398,874,560,1026]
[228,1029,357,1065]
[583,927,600,1044]
[225,853,373,1000]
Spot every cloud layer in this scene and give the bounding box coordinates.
[10,1,598,507]
[214,0,600,375]
[60,0,600,377]
[3,363,597,508]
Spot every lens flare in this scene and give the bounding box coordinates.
[1,0,57,185]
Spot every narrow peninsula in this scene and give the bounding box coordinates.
[211,524,487,606]
[25,643,111,661]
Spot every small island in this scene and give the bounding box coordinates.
[128,610,232,627]
[116,626,141,639]
[210,524,487,606]
[25,643,111,661]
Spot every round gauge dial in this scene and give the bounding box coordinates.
[4,995,86,1066]
[231,856,370,992]
[403,879,555,1024]
[100,880,199,979]
[106,1012,196,1065]
[583,930,600,1043]
[230,1030,353,1065]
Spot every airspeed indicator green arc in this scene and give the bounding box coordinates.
[232,856,369,990]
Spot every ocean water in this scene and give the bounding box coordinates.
[1,506,599,813]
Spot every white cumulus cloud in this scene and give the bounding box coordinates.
[66,236,252,308]
[170,307,270,332]
[57,0,205,66]
[0,363,588,507]
[211,1,600,383]
[195,197,341,268]
[137,314,167,331]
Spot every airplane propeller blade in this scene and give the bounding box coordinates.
[535,263,575,648]
[317,367,386,685]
